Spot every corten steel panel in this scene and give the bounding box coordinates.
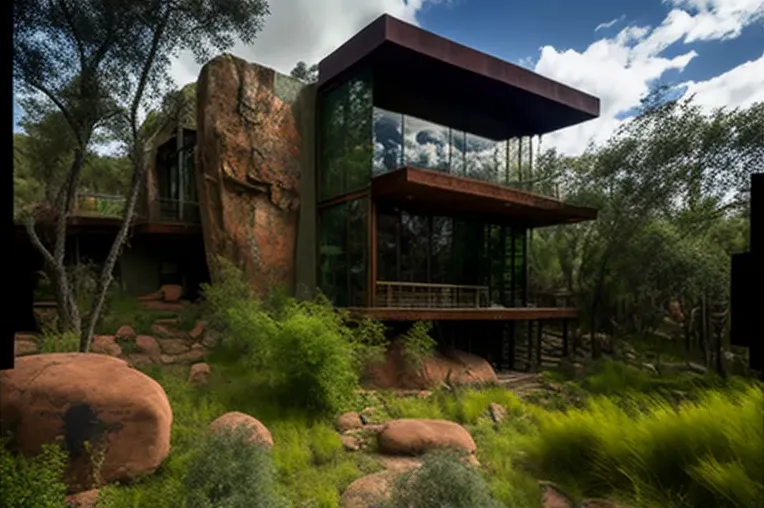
[345,307,579,321]
[729,252,753,347]
[371,167,598,228]
[318,15,600,139]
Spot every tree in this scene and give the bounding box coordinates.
[290,60,318,84]
[14,0,271,352]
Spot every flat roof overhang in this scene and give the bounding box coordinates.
[371,167,598,228]
[318,15,600,140]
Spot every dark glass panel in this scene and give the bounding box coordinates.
[319,83,347,200]
[430,216,453,284]
[399,211,429,282]
[465,133,500,183]
[450,129,466,176]
[344,74,373,193]
[377,209,399,281]
[318,202,349,306]
[346,198,368,306]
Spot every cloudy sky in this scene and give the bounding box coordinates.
[13,0,764,156]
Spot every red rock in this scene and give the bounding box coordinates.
[135,335,161,361]
[126,354,153,368]
[196,54,303,298]
[115,326,136,339]
[188,363,211,385]
[91,335,121,357]
[139,301,184,312]
[0,353,172,492]
[336,411,363,432]
[209,411,273,448]
[340,434,360,452]
[540,481,576,508]
[157,338,190,355]
[377,419,476,457]
[160,284,183,303]
[340,471,397,508]
[367,344,498,390]
[137,290,163,302]
[189,321,207,341]
[65,489,99,507]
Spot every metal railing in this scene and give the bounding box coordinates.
[376,281,490,308]
[75,193,200,224]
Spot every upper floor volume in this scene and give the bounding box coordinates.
[316,14,601,202]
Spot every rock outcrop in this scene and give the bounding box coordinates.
[0,353,173,492]
[367,344,498,390]
[196,54,307,297]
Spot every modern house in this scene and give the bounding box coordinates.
[13,14,600,372]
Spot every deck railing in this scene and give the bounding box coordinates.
[75,193,200,224]
[376,281,490,308]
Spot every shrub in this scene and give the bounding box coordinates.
[400,321,436,370]
[38,330,80,353]
[0,441,68,508]
[387,448,504,508]
[184,425,287,508]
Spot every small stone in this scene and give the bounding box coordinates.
[161,284,183,303]
[135,335,161,360]
[65,488,99,508]
[209,411,273,448]
[115,325,136,339]
[489,402,507,424]
[189,321,207,341]
[340,434,360,451]
[336,411,363,432]
[158,338,191,355]
[188,363,211,385]
[14,335,39,356]
[91,335,122,357]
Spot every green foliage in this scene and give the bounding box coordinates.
[0,441,68,508]
[201,258,390,415]
[387,449,504,508]
[524,386,764,507]
[38,329,80,353]
[399,321,437,370]
[184,426,287,508]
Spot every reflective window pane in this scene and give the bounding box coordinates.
[399,211,429,282]
[373,108,403,176]
[465,133,500,183]
[450,130,466,176]
[377,209,399,281]
[403,116,450,172]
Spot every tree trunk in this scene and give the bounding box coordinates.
[80,152,147,352]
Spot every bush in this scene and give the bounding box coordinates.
[525,386,764,507]
[400,321,436,370]
[184,425,287,508]
[38,330,80,353]
[0,441,68,508]
[387,448,504,508]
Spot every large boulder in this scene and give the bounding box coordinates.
[0,353,173,492]
[377,419,477,457]
[208,411,273,448]
[196,54,310,298]
[367,343,498,390]
[339,471,397,508]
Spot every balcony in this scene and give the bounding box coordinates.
[75,193,200,224]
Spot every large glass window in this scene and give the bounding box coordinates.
[399,211,429,282]
[319,72,373,201]
[403,116,450,171]
[318,198,368,306]
[465,134,501,182]
[373,108,403,176]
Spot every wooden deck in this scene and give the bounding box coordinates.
[345,306,578,321]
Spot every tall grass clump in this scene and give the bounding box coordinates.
[201,257,386,415]
[387,448,505,508]
[184,425,287,508]
[525,385,764,507]
[0,441,68,508]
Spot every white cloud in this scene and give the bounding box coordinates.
[168,0,438,88]
[534,0,764,156]
[595,14,626,32]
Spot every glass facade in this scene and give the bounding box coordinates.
[318,198,368,307]
[319,72,373,201]
[376,206,527,306]
[371,107,535,187]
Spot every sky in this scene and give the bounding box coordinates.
[12,0,764,156]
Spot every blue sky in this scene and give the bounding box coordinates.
[13,0,764,155]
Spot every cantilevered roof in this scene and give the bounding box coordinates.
[318,15,600,140]
[371,167,598,228]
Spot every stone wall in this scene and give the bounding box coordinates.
[196,54,315,298]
